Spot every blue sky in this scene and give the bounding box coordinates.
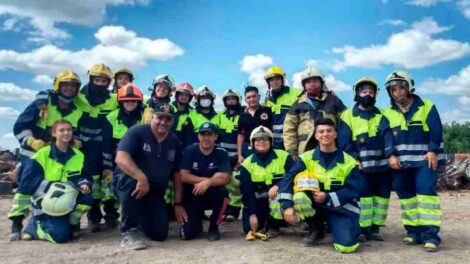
[1,0,470,149]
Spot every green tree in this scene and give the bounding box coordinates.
[443,122,470,153]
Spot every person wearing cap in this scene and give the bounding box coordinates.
[171,82,196,150]
[73,63,119,232]
[382,71,444,252]
[101,83,145,229]
[112,103,182,250]
[8,69,84,240]
[238,126,294,238]
[338,77,394,241]
[263,66,303,150]
[283,66,346,159]
[278,118,363,253]
[141,74,176,123]
[112,67,134,93]
[237,86,273,166]
[178,122,231,241]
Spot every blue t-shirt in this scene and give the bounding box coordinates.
[117,124,181,190]
[180,144,231,178]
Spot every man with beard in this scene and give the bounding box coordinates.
[283,66,346,159]
[101,83,145,229]
[178,122,230,241]
[338,77,393,241]
[113,103,182,250]
[74,63,119,232]
[8,70,84,240]
[141,74,175,123]
[382,71,445,252]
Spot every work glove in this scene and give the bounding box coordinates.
[102,169,114,182]
[141,107,153,124]
[73,139,82,149]
[38,104,48,121]
[26,137,47,151]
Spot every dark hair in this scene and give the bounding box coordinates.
[314,118,336,131]
[244,86,259,95]
[51,119,75,147]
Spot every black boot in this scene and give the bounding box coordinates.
[370,225,384,241]
[302,218,325,246]
[103,200,120,230]
[9,216,24,241]
[208,224,221,241]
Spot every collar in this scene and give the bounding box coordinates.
[171,101,192,114]
[352,103,380,119]
[298,91,328,103]
[49,143,75,165]
[269,85,290,101]
[312,147,344,170]
[251,149,277,166]
[51,93,77,111]
[390,94,423,114]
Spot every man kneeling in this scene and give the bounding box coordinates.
[278,118,363,253]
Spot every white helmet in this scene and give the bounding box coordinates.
[300,66,327,90]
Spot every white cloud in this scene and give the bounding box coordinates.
[0,0,149,43]
[440,109,470,124]
[406,0,450,7]
[380,19,407,26]
[0,132,18,151]
[0,107,20,119]
[33,75,53,84]
[0,82,36,101]
[0,25,184,80]
[240,54,273,90]
[419,64,470,96]
[332,18,470,71]
[458,0,470,20]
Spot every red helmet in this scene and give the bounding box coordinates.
[117,83,144,102]
[175,82,195,96]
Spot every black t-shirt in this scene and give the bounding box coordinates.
[238,106,273,143]
[117,124,181,189]
[180,144,231,178]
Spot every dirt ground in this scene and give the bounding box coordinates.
[0,191,469,264]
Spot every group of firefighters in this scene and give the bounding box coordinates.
[6,63,444,253]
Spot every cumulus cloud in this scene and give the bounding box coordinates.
[332,18,470,71]
[0,25,183,80]
[0,107,20,119]
[0,132,18,151]
[380,19,407,26]
[0,82,37,101]
[240,54,273,89]
[458,0,470,20]
[0,0,149,43]
[419,64,470,96]
[33,75,54,84]
[406,0,450,7]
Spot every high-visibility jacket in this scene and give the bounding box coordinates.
[218,110,241,161]
[187,108,222,145]
[170,101,195,150]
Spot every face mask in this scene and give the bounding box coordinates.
[354,94,376,107]
[199,99,212,108]
[90,83,109,97]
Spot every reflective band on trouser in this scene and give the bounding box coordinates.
[269,196,284,220]
[226,173,242,207]
[334,243,359,254]
[293,192,315,220]
[361,159,389,168]
[36,220,56,243]
[400,196,419,226]
[69,203,92,226]
[164,180,175,205]
[8,193,31,218]
[417,194,441,226]
[101,176,117,202]
[359,197,373,228]
[372,196,389,226]
[91,175,104,200]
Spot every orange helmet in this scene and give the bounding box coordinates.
[117,83,144,102]
[175,82,195,96]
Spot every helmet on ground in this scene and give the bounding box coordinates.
[353,77,379,94]
[53,70,81,91]
[385,70,415,94]
[117,83,144,102]
[114,67,134,81]
[264,66,285,81]
[40,182,80,217]
[250,126,273,147]
[88,63,113,80]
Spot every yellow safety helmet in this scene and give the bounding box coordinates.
[87,63,113,80]
[250,125,273,147]
[385,70,415,94]
[353,77,379,94]
[264,66,285,80]
[114,67,134,81]
[53,70,81,91]
[293,170,319,193]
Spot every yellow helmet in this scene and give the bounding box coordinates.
[353,77,379,94]
[53,70,81,91]
[264,66,285,80]
[385,70,415,94]
[250,125,273,147]
[87,63,113,80]
[114,67,134,81]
